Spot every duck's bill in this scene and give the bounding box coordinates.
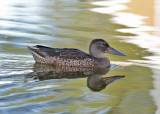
[104,75,125,85]
[107,46,126,56]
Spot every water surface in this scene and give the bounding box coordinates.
[0,0,159,113]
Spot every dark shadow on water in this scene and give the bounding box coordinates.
[25,63,125,92]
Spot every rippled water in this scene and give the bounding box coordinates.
[0,0,160,113]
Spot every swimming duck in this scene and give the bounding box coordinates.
[27,39,126,67]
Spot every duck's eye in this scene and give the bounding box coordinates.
[102,43,109,47]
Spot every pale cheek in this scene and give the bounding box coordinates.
[101,47,107,52]
[97,46,101,50]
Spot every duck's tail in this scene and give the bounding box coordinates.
[27,46,45,63]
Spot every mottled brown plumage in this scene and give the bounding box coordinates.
[27,39,126,67]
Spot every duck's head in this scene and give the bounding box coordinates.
[89,39,126,58]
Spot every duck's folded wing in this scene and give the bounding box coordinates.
[28,45,92,60]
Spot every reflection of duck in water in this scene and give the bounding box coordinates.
[27,39,126,67]
[87,75,124,92]
[25,63,125,91]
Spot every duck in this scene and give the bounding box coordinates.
[27,39,126,67]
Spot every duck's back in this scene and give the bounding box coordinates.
[27,45,98,67]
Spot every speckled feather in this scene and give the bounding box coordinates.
[27,45,99,67]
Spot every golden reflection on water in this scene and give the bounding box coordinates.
[115,1,160,114]
[120,0,160,37]
[116,0,160,65]
[122,0,154,27]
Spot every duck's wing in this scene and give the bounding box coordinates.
[27,45,92,60]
